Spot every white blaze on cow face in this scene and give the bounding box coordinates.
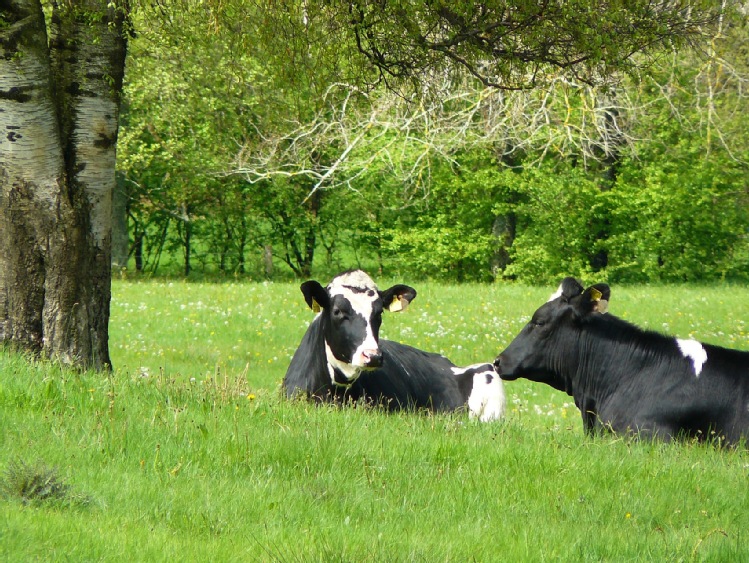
[676,338,708,377]
[324,270,383,383]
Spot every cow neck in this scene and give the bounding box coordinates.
[329,365,357,387]
[324,341,363,387]
[573,319,628,404]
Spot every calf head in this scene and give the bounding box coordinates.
[494,277,610,388]
[301,270,416,384]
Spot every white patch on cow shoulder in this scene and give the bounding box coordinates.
[454,364,506,422]
[676,338,708,377]
[326,270,381,369]
[548,283,564,302]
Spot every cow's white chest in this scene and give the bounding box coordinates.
[325,342,362,383]
[676,338,707,377]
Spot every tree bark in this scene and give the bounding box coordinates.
[0,0,127,370]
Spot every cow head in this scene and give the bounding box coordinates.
[301,270,417,385]
[493,277,610,389]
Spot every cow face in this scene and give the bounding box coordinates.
[301,270,416,384]
[493,277,610,388]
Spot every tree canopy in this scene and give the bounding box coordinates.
[115,0,749,284]
[306,0,723,90]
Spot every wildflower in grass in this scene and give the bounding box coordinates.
[626,513,632,519]
[247,394,256,401]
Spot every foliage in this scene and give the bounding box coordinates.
[601,17,749,283]
[500,163,608,284]
[117,2,262,274]
[116,1,749,284]
[315,0,721,90]
[606,157,749,282]
[381,151,509,281]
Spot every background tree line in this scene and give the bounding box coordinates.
[116,1,749,284]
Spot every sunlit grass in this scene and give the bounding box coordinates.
[2,279,748,560]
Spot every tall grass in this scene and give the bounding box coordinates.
[1,279,748,561]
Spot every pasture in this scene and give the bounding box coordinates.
[1,279,748,561]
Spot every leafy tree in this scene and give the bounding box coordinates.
[380,149,509,281]
[119,0,356,277]
[605,158,749,282]
[500,163,606,284]
[600,8,749,282]
[320,0,721,89]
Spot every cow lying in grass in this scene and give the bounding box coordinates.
[493,277,749,444]
[283,270,505,421]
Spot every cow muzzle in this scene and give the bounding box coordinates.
[493,355,517,381]
[360,349,383,368]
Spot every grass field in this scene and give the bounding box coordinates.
[1,278,748,561]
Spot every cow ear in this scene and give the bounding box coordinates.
[300,281,329,312]
[560,277,584,301]
[580,284,611,315]
[549,277,584,302]
[380,284,417,313]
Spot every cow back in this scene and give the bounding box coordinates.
[283,316,333,401]
[349,340,468,412]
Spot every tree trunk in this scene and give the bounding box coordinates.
[133,230,144,271]
[184,218,192,276]
[0,0,127,370]
[237,215,247,275]
[263,245,273,278]
[111,172,130,269]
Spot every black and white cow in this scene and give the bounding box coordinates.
[283,270,505,421]
[494,277,749,444]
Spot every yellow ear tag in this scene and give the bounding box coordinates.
[311,299,322,313]
[589,287,602,302]
[389,295,406,312]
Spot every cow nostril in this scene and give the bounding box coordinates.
[362,349,383,367]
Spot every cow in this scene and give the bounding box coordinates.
[493,277,749,444]
[283,270,505,421]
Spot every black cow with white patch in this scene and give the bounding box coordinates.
[284,270,505,421]
[494,277,749,444]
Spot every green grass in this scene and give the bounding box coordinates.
[2,279,749,561]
